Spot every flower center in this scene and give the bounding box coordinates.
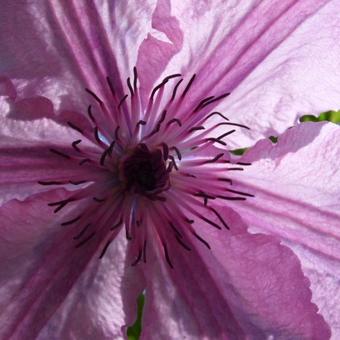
[121,143,169,197]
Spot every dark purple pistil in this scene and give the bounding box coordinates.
[122,144,169,195]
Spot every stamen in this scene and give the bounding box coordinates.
[61,215,82,226]
[162,242,174,269]
[175,235,191,251]
[79,158,91,166]
[38,180,65,186]
[170,78,183,102]
[118,94,128,109]
[94,127,103,145]
[87,105,96,124]
[49,148,71,159]
[203,111,229,122]
[217,130,236,140]
[131,248,143,266]
[75,232,95,248]
[67,121,83,134]
[168,155,178,170]
[181,74,196,99]
[93,197,106,202]
[161,143,169,160]
[133,66,138,90]
[72,140,82,152]
[127,77,134,96]
[111,217,123,230]
[73,223,91,240]
[209,207,230,230]
[199,92,230,109]
[106,76,116,97]
[166,118,182,128]
[225,189,254,197]
[188,126,205,133]
[143,239,147,263]
[99,238,113,259]
[170,146,182,160]
[204,153,224,164]
[48,198,73,213]
[192,231,211,249]
[85,88,104,106]
[142,110,167,140]
[193,96,215,112]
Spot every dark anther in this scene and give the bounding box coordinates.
[106,76,115,97]
[48,198,73,213]
[67,121,83,134]
[161,143,169,160]
[131,248,143,266]
[193,191,216,200]
[72,140,82,152]
[181,74,196,99]
[93,197,106,202]
[168,155,178,170]
[73,223,91,240]
[151,73,182,101]
[169,221,182,237]
[170,78,183,102]
[162,243,174,269]
[79,158,91,166]
[38,180,65,186]
[143,110,167,140]
[107,141,116,156]
[118,94,128,109]
[87,105,96,124]
[204,153,224,164]
[227,167,244,171]
[61,215,82,226]
[199,214,222,230]
[205,138,227,146]
[217,177,233,184]
[216,195,247,201]
[192,231,211,249]
[122,144,170,196]
[217,129,236,140]
[75,232,95,248]
[204,111,229,122]
[209,207,230,230]
[94,127,103,145]
[126,225,132,241]
[193,96,215,112]
[175,235,191,251]
[133,66,138,90]
[184,218,194,224]
[166,118,182,128]
[170,146,182,160]
[115,126,121,141]
[143,239,147,263]
[188,126,205,133]
[226,189,254,197]
[216,122,250,130]
[136,120,147,128]
[85,88,104,106]
[111,217,123,230]
[236,162,252,166]
[181,172,197,178]
[127,77,134,96]
[200,92,230,109]
[204,197,208,206]
[99,239,113,259]
[69,180,88,185]
[49,148,71,159]
[100,149,109,166]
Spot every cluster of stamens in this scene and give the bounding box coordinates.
[39,67,254,268]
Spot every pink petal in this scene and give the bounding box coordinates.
[226,122,340,335]
[136,0,183,108]
[141,205,330,339]
[0,114,103,203]
[0,190,144,339]
[170,0,339,146]
[0,1,157,113]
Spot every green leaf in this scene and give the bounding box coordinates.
[127,293,145,340]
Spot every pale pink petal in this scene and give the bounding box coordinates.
[0,0,158,112]
[137,0,183,107]
[0,112,103,203]
[141,206,329,339]
[167,0,339,146]
[0,190,144,339]
[226,122,340,336]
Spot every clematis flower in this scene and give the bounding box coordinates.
[0,1,340,339]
